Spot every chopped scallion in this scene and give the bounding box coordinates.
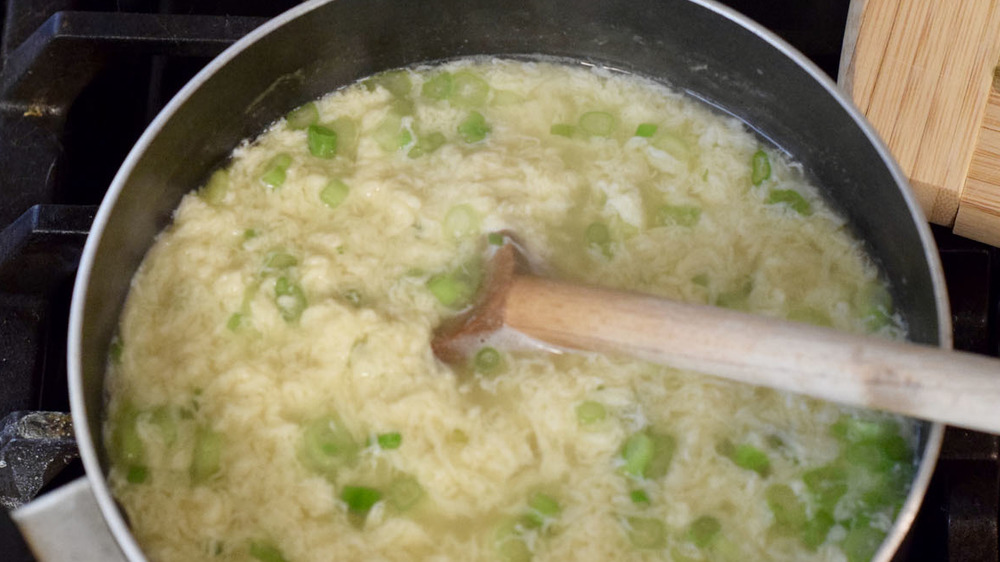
[274,276,307,323]
[654,204,701,227]
[126,465,148,484]
[450,72,490,107]
[487,232,505,246]
[421,72,454,100]
[299,416,359,476]
[575,401,607,425]
[373,112,411,152]
[265,252,298,270]
[388,475,424,511]
[730,444,771,476]
[550,123,575,137]
[622,433,654,477]
[458,111,490,143]
[841,522,886,562]
[408,131,447,158]
[579,111,616,136]
[341,485,382,513]
[443,204,480,239]
[377,432,402,449]
[307,124,338,158]
[766,189,812,215]
[751,149,771,186]
[199,169,229,205]
[286,102,318,130]
[473,347,504,375]
[525,492,560,528]
[630,489,650,504]
[427,274,473,308]
[635,123,658,138]
[190,426,222,485]
[259,153,292,189]
[689,515,721,548]
[320,179,350,209]
[765,483,806,528]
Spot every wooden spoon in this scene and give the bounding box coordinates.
[433,244,1000,434]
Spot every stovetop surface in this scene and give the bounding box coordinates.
[1,1,997,561]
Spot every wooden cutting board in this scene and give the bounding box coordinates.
[839,0,1000,246]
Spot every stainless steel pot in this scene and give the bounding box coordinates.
[15,0,951,560]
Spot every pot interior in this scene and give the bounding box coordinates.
[72,0,947,558]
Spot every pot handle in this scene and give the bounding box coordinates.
[12,477,128,562]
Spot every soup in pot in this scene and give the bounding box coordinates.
[105,59,916,562]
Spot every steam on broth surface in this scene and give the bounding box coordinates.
[105,59,916,562]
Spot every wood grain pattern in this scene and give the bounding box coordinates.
[503,275,1000,433]
[840,0,1000,238]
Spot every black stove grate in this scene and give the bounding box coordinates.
[0,1,997,561]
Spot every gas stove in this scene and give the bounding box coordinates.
[0,1,996,560]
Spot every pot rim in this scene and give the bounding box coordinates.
[67,1,951,560]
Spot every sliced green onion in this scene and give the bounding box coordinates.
[473,347,504,375]
[408,131,447,158]
[226,312,244,331]
[644,432,676,479]
[575,401,607,425]
[377,432,402,450]
[654,204,701,227]
[550,123,575,137]
[585,221,611,248]
[373,112,411,152]
[259,153,292,189]
[524,492,560,528]
[199,169,229,205]
[458,111,490,143]
[487,232,505,245]
[730,444,771,477]
[630,489,650,504]
[800,510,835,551]
[765,484,806,529]
[688,515,721,548]
[320,179,350,209]
[421,72,454,100]
[300,416,359,475]
[243,228,259,239]
[365,70,412,97]
[341,485,382,513]
[307,124,338,158]
[841,522,886,562]
[716,278,753,310]
[651,132,690,160]
[391,96,415,116]
[579,111,616,136]
[286,102,318,130]
[265,252,298,270]
[692,273,710,287]
[388,475,424,511]
[635,123,658,138]
[110,403,144,468]
[444,204,480,239]
[622,432,655,478]
[274,276,307,323]
[751,149,771,186]
[126,465,148,484]
[328,117,358,160]
[150,406,178,446]
[450,72,490,107]
[190,426,222,485]
[427,274,473,308]
[766,189,812,215]
[249,541,287,562]
[626,516,667,549]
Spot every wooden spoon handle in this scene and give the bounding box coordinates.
[505,275,1000,433]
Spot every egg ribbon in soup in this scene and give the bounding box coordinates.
[104,58,915,562]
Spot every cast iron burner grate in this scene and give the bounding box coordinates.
[0,1,996,561]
